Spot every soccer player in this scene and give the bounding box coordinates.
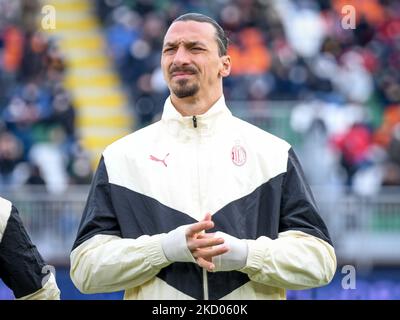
[70,13,336,300]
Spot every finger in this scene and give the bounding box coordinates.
[186,220,214,236]
[196,233,217,239]
[202,212,212,222]
[196,257,215,272]
[197,259,214,272]
[187,237,224,251]
[192,245,229,259]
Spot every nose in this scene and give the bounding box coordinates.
[172,46,190,67]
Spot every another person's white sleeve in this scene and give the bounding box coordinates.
[18,273,60,300]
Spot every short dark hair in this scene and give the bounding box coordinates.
[172,13,228,56]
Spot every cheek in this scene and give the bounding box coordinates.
[202,60,219,75]
[161,61,170,79]
[161,55,171,69]
[208,61,223,79]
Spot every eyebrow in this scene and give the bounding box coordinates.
[163,41,207,48]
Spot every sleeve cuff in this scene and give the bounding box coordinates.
[161,225,196,263]
[239,237,272,275]
[17,273,60,300]
[145,234,172,267]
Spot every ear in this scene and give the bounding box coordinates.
[219,55,231,78]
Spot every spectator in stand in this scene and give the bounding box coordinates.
[332,123,373,186]
[25,164,45,186]
[0,131,24,186]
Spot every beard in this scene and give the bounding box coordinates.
[171,78,199,98]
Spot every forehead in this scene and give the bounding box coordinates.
[163,20,217,46]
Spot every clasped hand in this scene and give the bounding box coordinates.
[186,213,229,272]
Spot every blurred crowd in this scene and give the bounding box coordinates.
[1,0,399,194]
[0,0,92,193]
[97,0,400,194]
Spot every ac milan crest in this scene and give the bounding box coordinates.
[231,143,246,166]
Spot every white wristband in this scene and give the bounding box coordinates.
[161,225,196,263]
[212,231,248,272]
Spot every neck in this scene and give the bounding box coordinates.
[171,91,223,116]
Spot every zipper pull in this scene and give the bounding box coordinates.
[192,115,197,128]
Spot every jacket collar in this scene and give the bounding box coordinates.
[161,95,232,137]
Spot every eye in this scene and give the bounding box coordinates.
[163,47,175,53]
[191,47,204,52]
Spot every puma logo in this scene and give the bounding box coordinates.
[149,153,169,167]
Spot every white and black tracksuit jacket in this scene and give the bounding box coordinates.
[70,95,336,300]
[0,197,60,299]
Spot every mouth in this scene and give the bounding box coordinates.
[171,72,195,79]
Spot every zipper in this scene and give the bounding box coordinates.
[203,268,209,300]
[193,115,208,299]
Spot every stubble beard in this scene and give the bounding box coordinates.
[171,79,200,98]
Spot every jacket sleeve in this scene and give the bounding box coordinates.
[240,148,337,289]
[0,197,60,299]
[70,157,171,294]
[18,273,60,300]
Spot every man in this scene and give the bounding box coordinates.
[0,196,60,299]
[70,13,336,300]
